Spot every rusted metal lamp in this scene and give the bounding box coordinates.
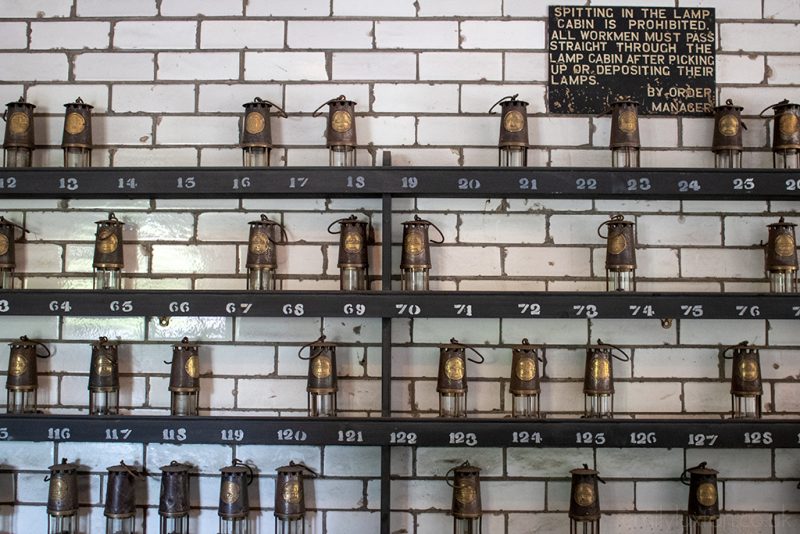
[712,99,745,168]
[275,462,316,534]
[219,459,253,534]
[598,214,636,291]
[3,97,35,167]
[241,97,287,167]
[765,217,797,293]
[105,461,140,534]
[510,339,544,418]
[89,336,119,415]
[583,340,628,419]
[246,214,287,291]
[0,216,27,289]
[400,215,444,291]
[682,462,719,533]
[93,212,124,290]
[299,336,337,417]
[46,458,79,534]
[490,94,529,167]
[602,99,640,168]
[313,95,357,167]
[569,464,605,534]
[159,461,191,534]
[328,215,370,291]
[6,335,49,414]
[168,337,199,417]
[722,341,762,419]
[437,339,484,418]
[62,97,92,167]
[761,99,800,169]
[447,461,482,534]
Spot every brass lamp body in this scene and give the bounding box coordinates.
[47,459,79,534]
[275,463,314,534]
[725,342,763,419]
[683,463,719,534]
[598,214,636,292]
[6,336,47,414]
[329,215,370,291]
[569,465,603,534]
[765,217,797,293]
[246,215,285,291]
[93,212,124,290]
[0,215,25,290]
[762,99,800,169]
[88,336,119,415]
[449,462,482,534]
[240,97,286,167]
[159,462,191,534]
[314,95,357,167]
[3,97,35,167]
[712,99,745,168]
[105,462,139,534]
[509,339,542,418]
[606,99,640,168]
[583,341,628,419]
[168,338,199,416]
[400,216,444,291]
[490,94,529,167]
[219,460,252,534]
[62,97,92,167]
[437,339,484,418]
[301,336,337,417]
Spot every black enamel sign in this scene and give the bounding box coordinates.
[548,6,715,116]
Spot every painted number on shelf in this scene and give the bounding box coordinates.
[454,304,472,316]
[0,428,8,440]
[458,178,481,190]
[681,305,704,317]
[343,303,366,316]
[0,300,9,313]
[169,301,190,313]
[282,304,305,316]
[289,176,308,188]
[162,428,187,442]
[232,177,251,190]
[389,431,417,445]
[743,432,773,445]
[573,304,598,318]
[338,430,364,443]
[220,429,245,442]
[449,432,478,446]
[225,302,253,314]
[176,176,195,189]
[59,177,79,191]
[0,177,17,189]
[575,432,605,445]
[630,432,657,445]
[629,304,655,317]
[511,431,542,444]
[117,178,137,190]
[794,306,800,317]
[576,178,597,190]
[277,429,307,442]
[785,179,800,191]
[110,300,133,313]
[627,178,651,191]
[347,175,365,189]
[518,303,542,316]
[48,427,71,440]
[733,178,755,190]
[688,434,718,447]
[105,428,132,441]
[48,301,72,313]
[395,304,421,316]
[401,176,418,189]
[678,179,701,192]
[736,305,761,317]
[518,178,538,190]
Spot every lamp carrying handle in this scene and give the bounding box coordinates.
[449,338,485,364]
[312,95,348,117]
[597,214,626,239]
[258,214,289,245]
[488,94,519,114]
[253,96,288,118]
[680,461,707,485]
[759,99,790,117]
[413,215,446,244]
[721,340,749,360]
[596,339,630,362]
[327,214,359,234]
[298,335,327,360]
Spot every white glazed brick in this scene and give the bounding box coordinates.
[74,53,154,81]
[373,83,459,113]
[201,21,284,50]
[112,84,195,113]
[333,52,417,81]
[460,21,545,50]
[721,23,800,53]
[0,316,59,339]
[635,481,688,511]
[681,319,766,345]
[483,481,546,511]
[615,382,683,413]
[114,147,198,166]
[0,53,68,81]
[417,0,502,16]
[144,443,232,473]
[430,245,502,276]
[637,215,721,246]
[775,383,800,411]
[199,83,282,112]
[549,214,605,245]
[591,319,677,346]
[357,116,416,145]
[61,316,146,341]
[376,21,459,49]
[765,0,800,19]
[417,116,497,145]
[717,54,766,84]
[530,117,590,146]
[283,83,367,112]
[767,55,800,84]
[721,86,800,121]
[461,84,546,113]
[505,247,592,277]
[157,116,239,145]
[412,318,500,344]
[505,53,548,82]
[76,0,157,17]
[681,249,764,278]
[27,84,109,113]
[594,117,678,148]
[333,0,416,16]
[289,21,373,50]
[726,482,800,512]
[95,116,153,145]
[634,348,719,378]
[459,214,546,244]
[724,215,787,246]
[151,245,236,274]
[237,378,306,409]
[161,0,243,16]
[0,0,72,18]
[419,52,502,81]
[246,0,329,16]
[29,21,109,50]
[114,21,197,50]
[245,52,327,81]
[158,52,239,81]
[147,316,232,342]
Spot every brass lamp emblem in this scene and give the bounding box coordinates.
[738,359,758,381]
[9,111,30,134]
[775,234,795,257]
[343,232,362,253]
[591,358,610,381]
[9,353,26,376]
[185,355,199,378]
[65,112,86,135]
[718,114,739,137]
[249,232,270,255]
[516,359,535,381]
[331,110,353,133]
[574,482,595,507]
[49,478,68,501]
[780,113,799,136]
[503,110,525,133]
[95,356,113,376]
[97,229,119,254]
[312,355,332,379]
[221,480,240,504]
[403,231,424,256]
[608,233,627,255]
[245,112,266,135]
[618,111,637,133]
[455,484,476,504]
[445,357,465,381]
[696,482,717,507]
[283,480,301,504]
[0,233,9,256]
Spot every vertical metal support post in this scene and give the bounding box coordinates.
[380,192,393,534]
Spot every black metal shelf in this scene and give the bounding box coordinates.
[0,290,797,319]
[0,415,796,448]
[1,167,798,199]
